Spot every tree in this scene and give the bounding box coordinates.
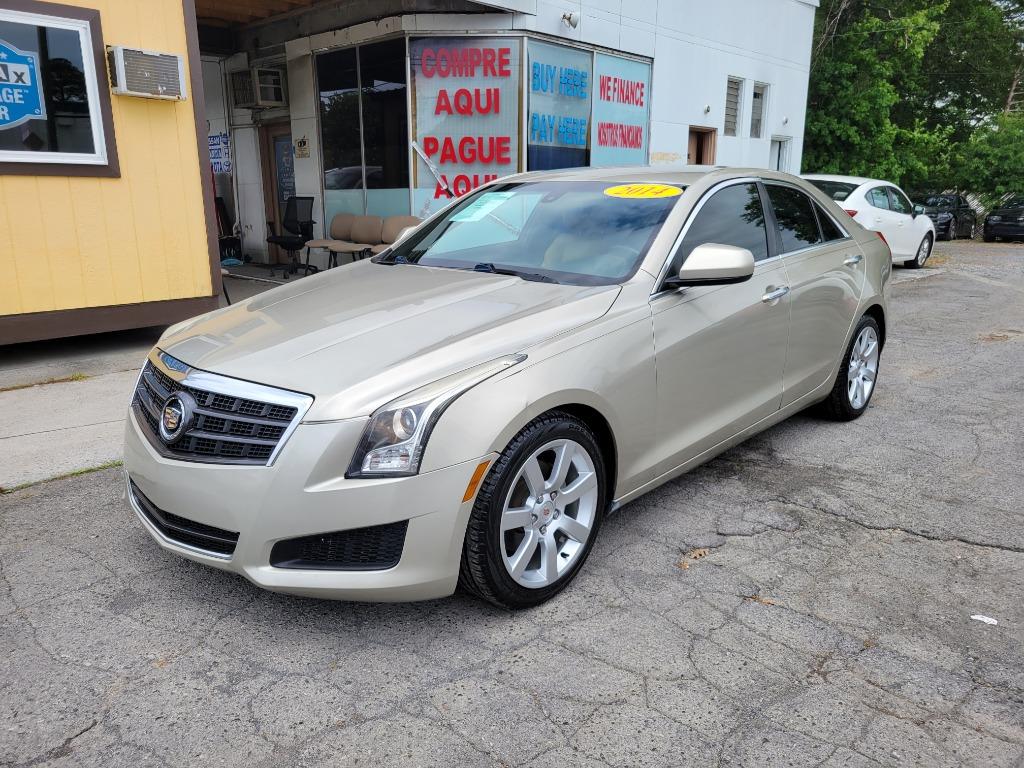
[805,0,1024,194]
[804,2,947,185]
[961,114,1024,201]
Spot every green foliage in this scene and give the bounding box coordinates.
[960,114,1024,203]
[805,0,1024,198]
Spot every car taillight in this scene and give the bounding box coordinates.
[843,209,858,217]
[875,230,892,258]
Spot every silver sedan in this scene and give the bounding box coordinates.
[123,167,889,608]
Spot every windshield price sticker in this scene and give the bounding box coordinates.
[604,183,683,199]
[452,191,515,221]
[0,39,46,130]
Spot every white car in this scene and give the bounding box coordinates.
[804,175,935,268]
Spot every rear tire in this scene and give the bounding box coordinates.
[817,314,881,422]
[459,411,606,609]
[906,234,932,269]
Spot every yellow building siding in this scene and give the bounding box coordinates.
[0,0,213,318]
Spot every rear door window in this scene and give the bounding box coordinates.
[814,204,847,242]
[674,183,770,268]
[867,187,891,210]
[765,184,823,253]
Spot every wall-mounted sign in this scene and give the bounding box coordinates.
[591,53,651,167]
[294,135,310,159]
[273,134,295,205]
[410,37,521,218]
[526,39,592,170]
[0,38,46,130]
[208,131,231,173]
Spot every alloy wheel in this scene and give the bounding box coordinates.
[916,237,931,266]
[499,439,599,588]
[847,326,879,409]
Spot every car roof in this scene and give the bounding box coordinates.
[501,165,821,187]
[802,174,880,186]
[501,165,723,185]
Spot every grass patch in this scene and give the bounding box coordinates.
[0,460,122,495]
[0,371,90,393]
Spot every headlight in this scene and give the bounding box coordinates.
[347,354,527,477]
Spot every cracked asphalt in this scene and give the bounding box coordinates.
[2,241,1023,768]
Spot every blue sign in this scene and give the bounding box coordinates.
[0,38,46,131]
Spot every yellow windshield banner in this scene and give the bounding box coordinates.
[603,183,683,199]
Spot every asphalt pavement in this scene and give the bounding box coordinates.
[1,241,1022,767]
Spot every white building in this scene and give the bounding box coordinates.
[198,0,818,266]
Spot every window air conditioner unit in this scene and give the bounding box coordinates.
[107,46,187,100]
[230,67,287,109]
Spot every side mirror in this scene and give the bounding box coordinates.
[912,204,924,218]
[663,243,756,289]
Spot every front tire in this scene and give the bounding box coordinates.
[459,411,606,609]
[817,314,881,421]
[906,233,932,269]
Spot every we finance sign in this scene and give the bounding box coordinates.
[0,39,46,130]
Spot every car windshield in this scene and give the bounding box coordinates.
[381,181,683,285]
[924,195,955,208]
[807,179,859,202]
[1002,196,1024,208]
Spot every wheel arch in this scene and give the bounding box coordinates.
[547,403,618,505]
[863,303,886,348]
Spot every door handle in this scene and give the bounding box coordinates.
[761,286,790,303]
[844,253,863,266]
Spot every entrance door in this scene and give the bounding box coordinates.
[770,138,790,171]
[687,127,717,165]
[260,122,296,263]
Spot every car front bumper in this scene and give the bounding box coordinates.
[123,409,495,601]
[984,221,1024,239]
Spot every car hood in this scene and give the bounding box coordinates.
[159,261,620,420]
[923,206,953,215]
[989,207,1024,218]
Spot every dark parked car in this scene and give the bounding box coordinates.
[983,195,1024,243]
[914,194,977,240]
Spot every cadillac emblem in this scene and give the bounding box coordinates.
[158,392,195,444]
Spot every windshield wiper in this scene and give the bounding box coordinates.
[472,263,557,283]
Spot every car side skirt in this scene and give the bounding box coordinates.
[608,375,834,512]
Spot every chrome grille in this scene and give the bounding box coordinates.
[132,354,309,466]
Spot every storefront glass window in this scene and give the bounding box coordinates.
[359,39,409,217]
[317,40,410,223]
[409,37,522,219]
[0,9,108,167]
[317,47,363,221]
[526,40,592,170]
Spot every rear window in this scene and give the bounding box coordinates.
[808,179,859,202]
